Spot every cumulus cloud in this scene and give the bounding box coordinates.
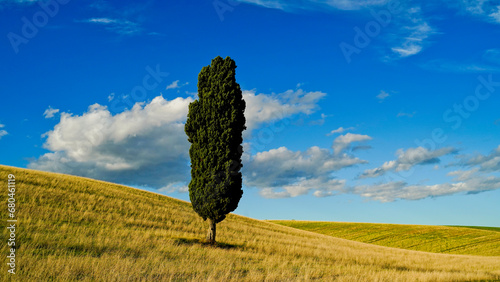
[43,106,60,119]
[30,87,326,192]
[332,133,372,155]
[243,88,325,132]
[244,144,368,198]
[360,146,457,178]
[30,96,194,189]
[326,126,355,136]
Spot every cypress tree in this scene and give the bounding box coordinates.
[185,56,246,243]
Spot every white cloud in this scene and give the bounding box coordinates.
[30,95,194,188]
[236,0,286,10]
[238,1,436,60]
[360,146,457,178]
[458,145,500,172]
[43,106,60,119]
[390,19,434,58]
[327,126,355,136]
[483,48,500,64]
[397,111,416,118]
[259,178,346,198]
[243,88,325,132]
[244,145,367,198]
[332,133,372,155]
[30,87,325,191]
[376,90,390,101]
[420,58,500,73]
[447,168,480,181]
[489,5,500,22]
[108,93,115,102]
[235,0,388,11]
[166,80,180,90]
[165,80,188,90]
[354,167,500,202]
[461,0,488,14]
[319,0,388,10]
[81,18,142,35]
[351,144,500,202]
[454,0,500,24]
[0,124,7,140]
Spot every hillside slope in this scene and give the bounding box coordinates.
[1,165,499,281]
[271,221,500,256]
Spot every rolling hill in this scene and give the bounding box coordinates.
[271,220,500,256]
[1,165,499,281]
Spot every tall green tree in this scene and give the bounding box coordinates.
[185,56,246,243]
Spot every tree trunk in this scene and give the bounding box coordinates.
[206,218,216,243]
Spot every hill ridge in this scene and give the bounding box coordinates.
[1,165,499,281]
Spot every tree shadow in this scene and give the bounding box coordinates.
[173,237,240,250]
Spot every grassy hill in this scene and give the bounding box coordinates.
[271,221,500,256]
[1,165,500,281]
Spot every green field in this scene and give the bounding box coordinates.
[271,220,500,256]
[448,225,500,232]
[1,165,499,281]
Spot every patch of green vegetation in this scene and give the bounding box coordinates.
[446,225,500,232]
[271,220,500,256]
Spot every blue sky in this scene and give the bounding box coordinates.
[2,0,500,226]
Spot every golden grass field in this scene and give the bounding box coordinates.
[1,165,499,281]
[270,221,500,256]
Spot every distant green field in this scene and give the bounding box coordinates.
[447,225,500,232]
[271,220,500,256]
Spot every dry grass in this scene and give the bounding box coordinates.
[271,220,500,256]
[1,165,499,281]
